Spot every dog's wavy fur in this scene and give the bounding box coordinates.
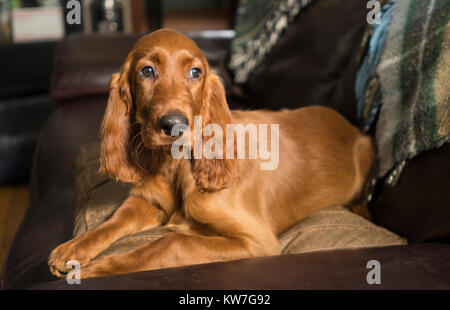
[48,29,374,279]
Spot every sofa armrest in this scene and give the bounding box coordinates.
[51,31,233,103]
[28,244,450,290]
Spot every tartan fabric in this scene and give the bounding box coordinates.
[358,0,450,178]
[228,0,315,84]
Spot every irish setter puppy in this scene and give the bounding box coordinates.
[49,29,374,279]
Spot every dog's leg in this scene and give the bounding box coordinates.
[81,231,280,279]
[48,195,166,278]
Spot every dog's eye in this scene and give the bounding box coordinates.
[140,66,155,78]
[189,67,201,80]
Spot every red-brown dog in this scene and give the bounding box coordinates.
[49,29,374,279]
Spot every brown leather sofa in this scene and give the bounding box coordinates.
[1,0,449,290]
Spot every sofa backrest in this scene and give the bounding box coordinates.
[51,33,143,103]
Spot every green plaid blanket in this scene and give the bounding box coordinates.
[362,0,450,179]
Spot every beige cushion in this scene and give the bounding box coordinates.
[279,206,407,254]
[73,143,406,259]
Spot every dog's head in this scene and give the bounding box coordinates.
[99,29,235,192]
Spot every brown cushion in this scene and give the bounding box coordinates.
[73,143,406,260]
[225,0,369,125]
[370,143,450,244]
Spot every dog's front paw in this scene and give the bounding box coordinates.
[48,237,93,278]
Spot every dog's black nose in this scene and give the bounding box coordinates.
[159,114,189,136]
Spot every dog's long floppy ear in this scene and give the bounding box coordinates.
[99,58,145,184]
[192,71,237,193]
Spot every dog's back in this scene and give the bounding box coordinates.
[231,106,375,235]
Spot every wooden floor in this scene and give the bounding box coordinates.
[0,185,29,272]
